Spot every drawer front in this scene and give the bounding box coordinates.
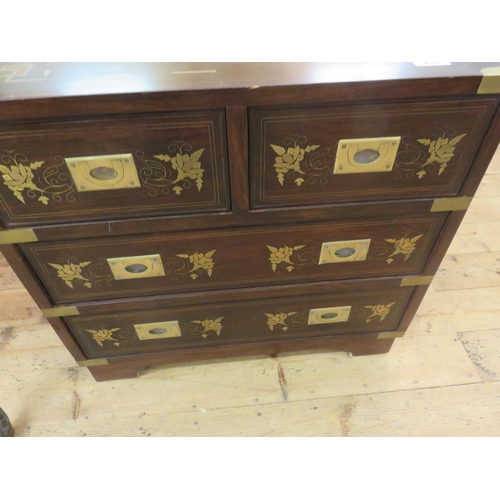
[21,214,446,303]
[0,110,229,227]
[250,99,497,208]
[65,286,414,358]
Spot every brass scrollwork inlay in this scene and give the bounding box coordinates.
[395,132,466,179]
[268,131,467,186]
[363,303,396,323]
[137,141,205,197]
[191,317,223,338]
[1,151,75,205]
[267,242,320,273]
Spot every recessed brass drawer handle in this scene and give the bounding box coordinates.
[134,321,182,340]
[319,239,371,264]
[65,153,141,192]
[107,254,165,280]
[308,306,351,325]
[334,136,401,174]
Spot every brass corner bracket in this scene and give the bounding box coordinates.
[400,275,434,287]
[431,197,472,212]
[477,66,500,94]
[42,306,80,318]
[77,358,109,367]
[0,228,38,245]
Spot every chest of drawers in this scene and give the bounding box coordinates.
[1,62,499,381]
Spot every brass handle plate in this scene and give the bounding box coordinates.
[65,153,140,192]
[134,321,182,340]
[107,254,165,280]
[308,306,351,325]
[334,136,401,174]
[319,239,371,264]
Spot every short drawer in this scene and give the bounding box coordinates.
[0,110,230,227]
[64,285,414,358]
[250,99,497,208]
[20,213,446,304]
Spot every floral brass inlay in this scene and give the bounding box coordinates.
[0,151,75,205]
[48,260,92,288]
[138,142,205,197]
[414,133,466,179]
[176,250,216,280]
[268,131,466,187]
[364,303,396,323]
[86,328,121,347]
[191,317,223,338]
[270,139,320,187]
[385,235,423,264]
[265,312,297,331]
[267,245,305,272]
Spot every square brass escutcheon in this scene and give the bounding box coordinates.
[107,254,165,280]
[334,136,401,174]
[308,306,352,325]
[319,239,371,264]
[65,153,140,192]
[134,321,182,340]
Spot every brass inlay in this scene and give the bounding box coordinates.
[267,244,305,272]
[107,254,165,281]
[334,137,401,175]
[153,147,205,195]
[77,358,109,367]
[191,317,223,338]
[42,306,80,318]
[364,303,396,323]
[308,306,351,325]
[65,154,140,192]
[385,235,423,264]
[400,275,434,287]
[431,196,472,212]
[49,260,93,289]
[86,328,122,347]
[477,66,500,94]
[0,228,38,245]
[134,321,182,341]
[265,312,297,331]
[377,331,405,340]
[319,239,371,264]
[176,250,215,279]
[270,139,320,187]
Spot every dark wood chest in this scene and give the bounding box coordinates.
[1,62,499,381]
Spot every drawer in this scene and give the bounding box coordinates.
[0,110,230,227]
[64,285,414,358]
[20,213,446,304]
[250,99,497,208]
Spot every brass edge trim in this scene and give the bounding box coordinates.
[77,358,109,367]
[42,306,80,318]
[477,66,500,94]
[400,276,434,287]
[430,197,472,212]
[0,228,38,245]
[377,331,405,340]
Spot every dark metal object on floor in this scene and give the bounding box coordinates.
[0,408,14,437]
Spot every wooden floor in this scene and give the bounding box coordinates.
[1,147,500,437]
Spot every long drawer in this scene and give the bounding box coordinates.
[0,110,230,227]
[64,284,414,358]
[20,213,446,303]
[250,99,497,208]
